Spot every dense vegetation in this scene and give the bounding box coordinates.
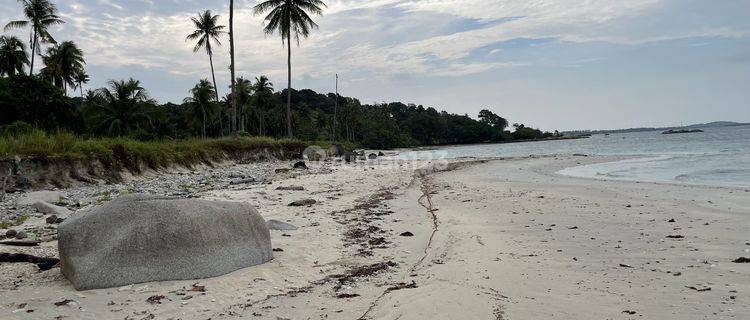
[1,0,558,155]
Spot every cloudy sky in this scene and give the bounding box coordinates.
[2,0,749,130]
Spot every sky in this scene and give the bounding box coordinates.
[2,0,749,131]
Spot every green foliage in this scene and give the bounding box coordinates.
[0,132,306,168]
[0,35,29,76]
[0,75,82,133]
[2,121,35,137]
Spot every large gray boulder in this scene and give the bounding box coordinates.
[17,190,65,206]
[58,194,272,290]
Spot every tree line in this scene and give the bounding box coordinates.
[1,0,557,149]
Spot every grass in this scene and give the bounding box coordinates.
[0,214,29,229]
[0,131,314,171]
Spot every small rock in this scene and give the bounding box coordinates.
[622,310,636,315]
[276,185,305,191]
[230,178,255,185]
[673,272,682,276]
[368,153,378,160]
[32,201,72,216]
[266,219,298,231]
[275,168,291,174]
[400,232,414,237]
[344,152,356,163]
[378,152,385,156]
[15,230,27,239]
[666,235,684,239]
[668,218,676,223]
[732,257,750,263]
[289,199,317,207]
[46,215,64,224]
[273,248,284,252]
[619,263,633,268]
[5,229,17,238]
[293,161,308,169]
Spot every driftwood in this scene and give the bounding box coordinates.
[0,240,41,247]
[0,252,60,270]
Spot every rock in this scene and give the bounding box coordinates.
[399,231,414,237]
[5,229,17,238]
[275,185,305,191]
[45,215,64,224]
[573,153,588,157]
[266,219,298,231]
[58,194,273,290]
[733,257,750,263]
[32,201,72,216]
[668,218,676,223]
[15,230,27,239]
[230,178,256,185]
[378,152,385,156]
[293,161,308,169]
[275,168,291,174]
[666,235,684,239]
[368,153,378,160]
[344,152,356,163]
[17,191,65,206]
[289,199,317,207]
[328,144,344,157]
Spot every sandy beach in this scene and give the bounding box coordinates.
[1,155,749,319]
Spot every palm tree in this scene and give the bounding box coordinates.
[186,10,225,104]
[87,78,156,136]
[234,77,253,132]
[252,75,273,135]
[229,0,238,136]
[40,41,85,94]
[253,0,326,139]
[184,79,216,139]
[73,69,89,97]
[4,0,65,75]
[0,35,29,76]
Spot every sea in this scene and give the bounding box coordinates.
[395,124,750,188]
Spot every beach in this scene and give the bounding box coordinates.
[1,155,749,319]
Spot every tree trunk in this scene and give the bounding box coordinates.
[201,105,207,139]
[29,30,37,76]
[80,82,84,97]
[286,34,293,138]
[208,51,220,103]
[229,0,237,137]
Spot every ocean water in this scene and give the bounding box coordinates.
[395,125,750,188]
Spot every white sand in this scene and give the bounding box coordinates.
[1,156,749,319]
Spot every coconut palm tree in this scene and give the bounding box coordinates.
[87,78,156,136]
[253,0,326,138]
[40,41,85,94]
[186,10,225,104]
[4,0,65,75]
[72,69,89,97]
[184,79,216,139]
[234,77,253,132]
[0,35,29,76]
[252,75,273,135]
[228,0,238,136]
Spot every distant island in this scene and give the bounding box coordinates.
[662,129,704,135]
[564,121,749,136]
